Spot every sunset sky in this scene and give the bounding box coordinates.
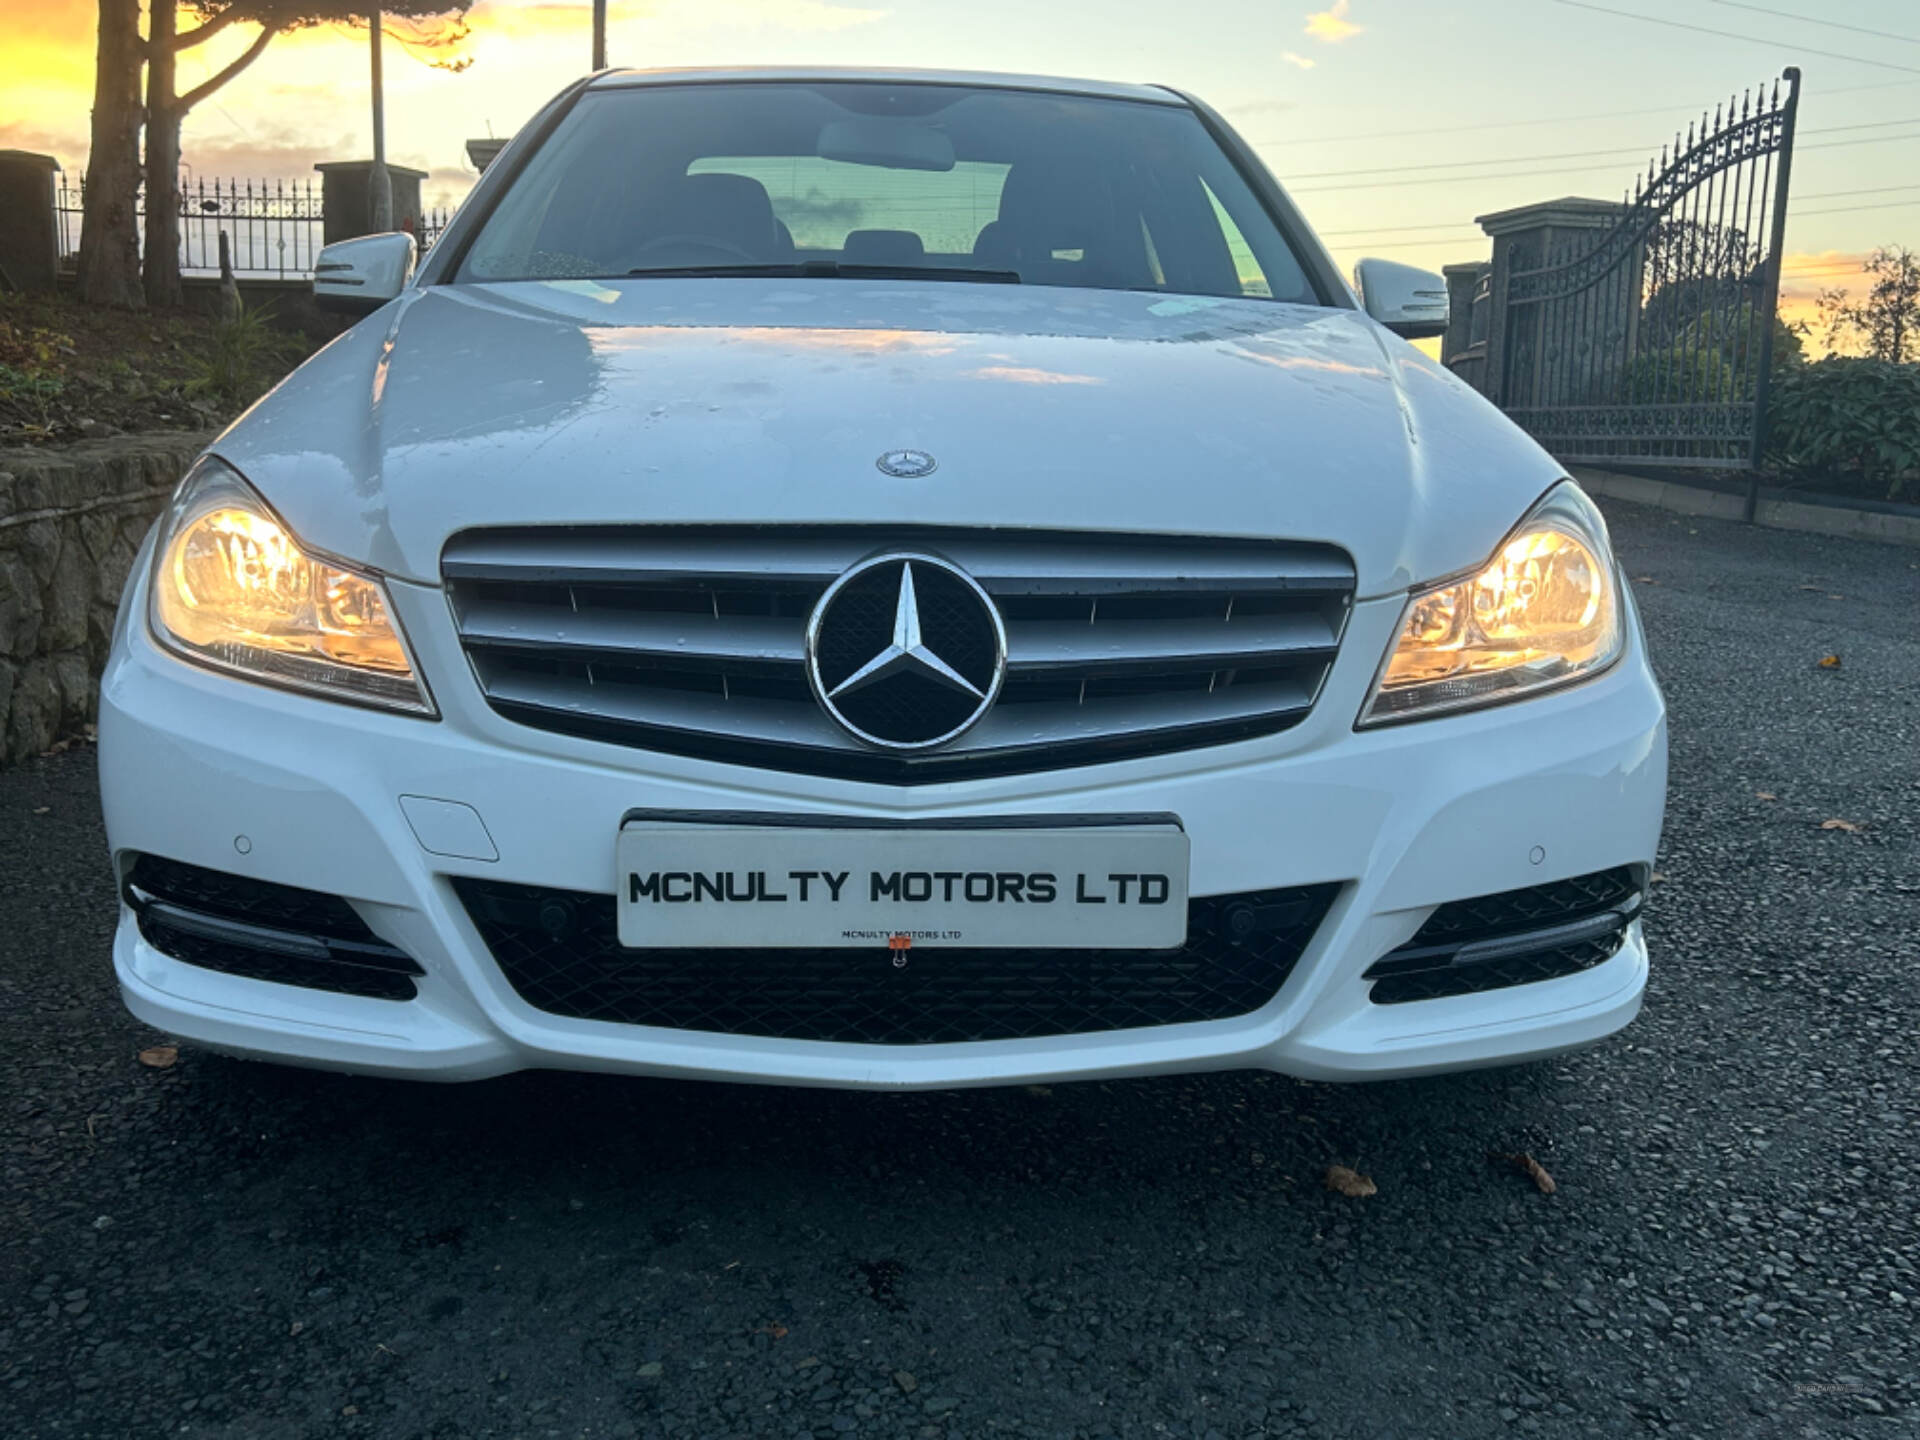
[5,0,1917,337]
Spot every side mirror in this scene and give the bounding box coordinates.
[313,233,417,316]
[1353,258,1449,340]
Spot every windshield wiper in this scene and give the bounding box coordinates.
[622,261,1021,284]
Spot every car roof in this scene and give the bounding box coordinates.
[585,66,1186,106]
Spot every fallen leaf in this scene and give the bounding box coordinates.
[1324,1164,1377,1198]
[1506,1152,1558,1195]
[1755,792,1776,801]
[136,1045,177,1069]
[1819,819,1862,833]
[1818,655,1842,669]
[755,1323,789,1339]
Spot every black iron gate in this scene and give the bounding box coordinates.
[1496,68,1800,471]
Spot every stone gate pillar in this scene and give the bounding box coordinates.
[1475,198,1627,408]
[0,151,62,292]
[1440,260,1491,393]
[314,161,428,242]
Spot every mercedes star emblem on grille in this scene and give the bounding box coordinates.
[876,449,937,478]
[805,554,1006,751]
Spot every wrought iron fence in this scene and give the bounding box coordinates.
[1493,69,1800,471]
[55,174,459,279]
[418,207,453,249]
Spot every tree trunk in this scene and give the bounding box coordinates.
[142,0,183,308]
[75,0,145,308]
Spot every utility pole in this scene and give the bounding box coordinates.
[593,0,607,69]
[369,6,393,232]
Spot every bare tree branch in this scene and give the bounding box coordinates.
[174,9,243,50]
[177,22,281,114]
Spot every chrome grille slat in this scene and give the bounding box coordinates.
[480,668,860,750]
[455,598,806,666]
[441,534,851,586]
[1003,612,1338,674]
[482,665,1315,761]
[444,527,1355,783]
[441,531,1354,595]
[962,680,1317,751]
[963,558,1354,596]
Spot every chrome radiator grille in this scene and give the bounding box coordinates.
[442,528,1355,783]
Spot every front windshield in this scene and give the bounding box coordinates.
[458,81,1316,304]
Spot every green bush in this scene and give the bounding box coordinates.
[1625,344,1736,405]
[1767,357,1920,501]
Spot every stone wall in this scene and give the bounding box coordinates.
[0,432,210,763]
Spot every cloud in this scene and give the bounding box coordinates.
[725,0,890,29]
[0,121,87,168]
[1230,99,1298,117]
[1778,250,1871,295]
[1776,250,1873,353]
[1281,51,1316,69]
[8,0,96,47]
[472,0,889,39]
[1303,0,1362,43]
[166,107,363,183]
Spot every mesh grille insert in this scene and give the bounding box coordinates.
[455,878,1340,1045]
[127,855,423,1002]
[1365,866,1641,1005]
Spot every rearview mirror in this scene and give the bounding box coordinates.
[1353,258,1449,340]
[817,118,956,173]
[313,232,417,316]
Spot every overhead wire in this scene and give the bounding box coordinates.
[1705,0,1920,47]
[1320,196,1920,252]
[1548,0,1920,75]
[1277,114,1920,183]
[1287,125,1920,193]
[1248,78,1917,148]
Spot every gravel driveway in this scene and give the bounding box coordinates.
[3,499,1915,1439]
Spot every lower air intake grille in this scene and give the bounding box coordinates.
[455,878,1340,1044]
[127,855,423,1001]
[441,526,1355,783]
[1365,866,1642,1005]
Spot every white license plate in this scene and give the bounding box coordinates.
[615,818,1190,950]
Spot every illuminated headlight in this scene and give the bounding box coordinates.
[148,458,434,715]
[1359,481,1622,726]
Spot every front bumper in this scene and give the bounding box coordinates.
[100,552,1667,1088]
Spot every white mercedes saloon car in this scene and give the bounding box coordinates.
[99,68,1667,1087]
